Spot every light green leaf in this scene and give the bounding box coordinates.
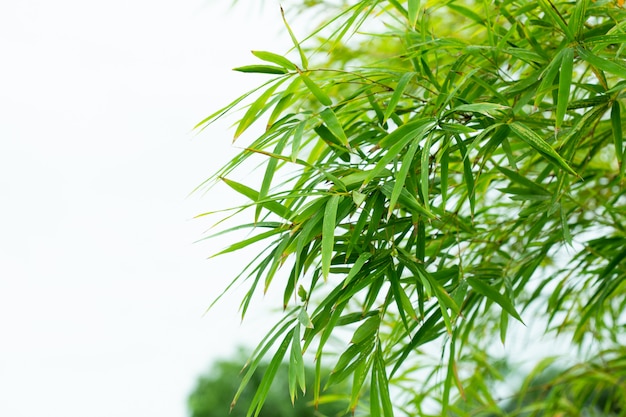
[251,50,297,70]
[611,100,624,166]
[388,130,422,219]
[351,314,380,344]
[301,74,332,106]
[408,0,420,29]
[322,195,340,280]
[280,6,308,69]
[446,103,509,118]
[233,65,288,75]
[556,47,574,130]
[509,122,577,176]
[320,108,349,148]
[577,46,626,79]
[383,72,415,123]
[467,277,524,324]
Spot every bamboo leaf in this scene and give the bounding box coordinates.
[320,108,349,148]
[322,195,340,280]
[301,74,332,106]
[280,6,308,69]
[534,48,565,108]
[556,47,574,130]
[467,277,524,324]
[408,0,420,29]
[234,80,285,139]
[576,46,626,79]
[248,330,293,417]
[537,0,574,40]
[233,65,288,75]
[220,177,292,219]
[568,0,587,40]
[351,314,380,344]
[383,72,415,123]
[611,100,624,166]
[251,50,298,70]
[388,131,422,219]
[509,122,577,176]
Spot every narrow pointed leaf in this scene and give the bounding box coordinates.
[383,72,415,123]
[233,65,288,75]
[322,195,340,280]
[301,74,332,106]
[252,50,297,70]
[509,122,577,176]
[320,108,349,147]
[577,46,626,79]
[556,47,573,129]
[408,0,420,28]
[467,277,524,323]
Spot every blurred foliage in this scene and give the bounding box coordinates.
[188,352,351,417]
[197,0,626,416]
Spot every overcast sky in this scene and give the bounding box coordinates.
[0,1,292,416]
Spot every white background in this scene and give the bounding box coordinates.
[0,1,293,416]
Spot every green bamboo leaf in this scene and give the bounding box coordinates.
[381,182,435,219]
[496,166,551,196]
[500,308,509,345]
[370,365,381,417]
[568,0,587,40]
[248,330,293,417]
[582,34,626,48]
[211,228,283,258]
[233,64,288,75]
[220,177,292,219]
[320,108,349,148]
[280,6,308,69]
[364,119,436,186]
[509,122,577,176]
[234,80,285,139]
[556,47,574,130]
[292,119,305,162]
[455,135,475,216]
[256,132,289,221]
[408,0,420,29]
[251,50,298,70]
[447,3,485,25]
[289,325,306,400]
[322,195,340,280]
[467,277,524,324]
[383,72,415,123]
[446,103,509,118]
[388,131,422,219]
[343,252,372,288]
[352,314,380,344]
[300,74,332,106]
[611,100,624,166]
[350,357,372,414]
[420,132,432,212]
[232,317,296,411]
[440,141,449,209]
[327,341,374,387]
[534,48,565,108]
[577,46,626,79]
[298,307,314,329]
[375,352,394,417]
[537,0,574,41]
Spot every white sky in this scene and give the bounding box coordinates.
[0,1,292,416]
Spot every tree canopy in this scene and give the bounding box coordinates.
[197,0,626,415]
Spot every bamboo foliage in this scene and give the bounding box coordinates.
[197,0,626,415]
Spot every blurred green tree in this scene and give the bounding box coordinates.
[197,0,626,415]
[188,353,350,417]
